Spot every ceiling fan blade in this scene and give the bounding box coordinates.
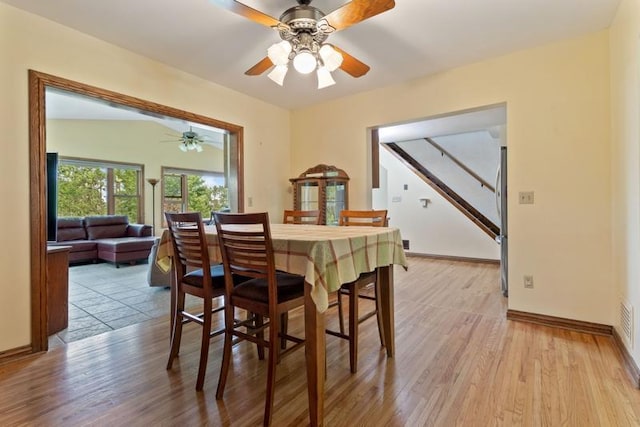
[209,0,282,28]
[245,57,274,76]
[331,45,370,77]
[323,0,395,32]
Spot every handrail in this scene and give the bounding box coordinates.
[423,138,495,193]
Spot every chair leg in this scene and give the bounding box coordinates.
[264,312,279,426]
[337,288,345,334]
[256,314,265,360]
[166,289,186,370]
[349,284,359,374]
[195,298,212,391]
[216,304,235,400]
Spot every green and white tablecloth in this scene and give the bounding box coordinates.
[157,223,408,313]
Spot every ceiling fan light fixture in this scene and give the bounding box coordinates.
[317,66,335,89]
[215,0,394,87]
[319,44,342,72]
[179,143,188,152]
[195,143,203,153]
[268,64,289,86]
[293,50,317,74]
[267,40,292,66]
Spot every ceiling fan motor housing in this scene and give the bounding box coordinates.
[183,130,198,140]
[279,5,329,57]
[279,4,325,28]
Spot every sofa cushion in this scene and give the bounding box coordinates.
[56,217,87,241]
[61,240,97,252]
[127,223,153,237]
[96,237,156,253]
[85,215,129,240]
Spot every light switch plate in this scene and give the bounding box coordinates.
[519,191,534,204]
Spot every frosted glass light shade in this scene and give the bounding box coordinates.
[319,44,343,72]
[267,41,292,66]
[293,50,317,74]
[317,66,335,89]
[268,64,288,86]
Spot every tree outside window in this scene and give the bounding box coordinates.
[57,159,142,221]
[58,164,107,216]
[162,168,228,222]
[113,168,140,221]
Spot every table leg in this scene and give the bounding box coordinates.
[304,282,325,426]
[378,265,395,357]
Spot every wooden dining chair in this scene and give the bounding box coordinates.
[214,212,306,426]
[164,212,226,391]
[282,209,321,225]
[326,209,388,373]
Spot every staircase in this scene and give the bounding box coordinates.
[382,134,500,240]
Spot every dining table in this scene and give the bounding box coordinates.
[156,222,408,426]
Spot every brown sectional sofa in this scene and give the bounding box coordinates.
[50,215,156,267]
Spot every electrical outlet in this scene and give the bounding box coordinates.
[523,275,534,288]
[519,191,534,204]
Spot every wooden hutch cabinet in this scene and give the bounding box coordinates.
[290,164,349,225]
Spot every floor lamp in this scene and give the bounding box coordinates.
[147,178,159,235]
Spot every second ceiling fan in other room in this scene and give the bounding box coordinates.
[210,0,395,88]
[161,127,211,152]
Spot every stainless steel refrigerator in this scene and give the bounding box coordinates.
[496,146,508,297]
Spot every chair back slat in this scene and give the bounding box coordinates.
[338,209,388,227]
[283,209,321,225]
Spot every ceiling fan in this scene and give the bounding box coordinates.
[161,127,210,152]
[210,0,395,88]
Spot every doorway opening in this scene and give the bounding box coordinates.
[29,70,244,351]
[370,104,508,293]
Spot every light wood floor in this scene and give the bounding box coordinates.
[2,257,640,426]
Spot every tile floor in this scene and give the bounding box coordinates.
[49,261,178,346]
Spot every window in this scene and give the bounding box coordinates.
[58,158,143,221]
[161,167,228,222]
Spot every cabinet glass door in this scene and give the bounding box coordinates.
[325,182,346,225]
[300,183,319,211]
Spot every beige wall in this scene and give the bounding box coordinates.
[47,119,225,233]
[292,32,613,325]
[0,3,291,352]
[610,0,640,361]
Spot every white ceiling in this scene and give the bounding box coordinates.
[3,0,620,110]
[378,105,506,143]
